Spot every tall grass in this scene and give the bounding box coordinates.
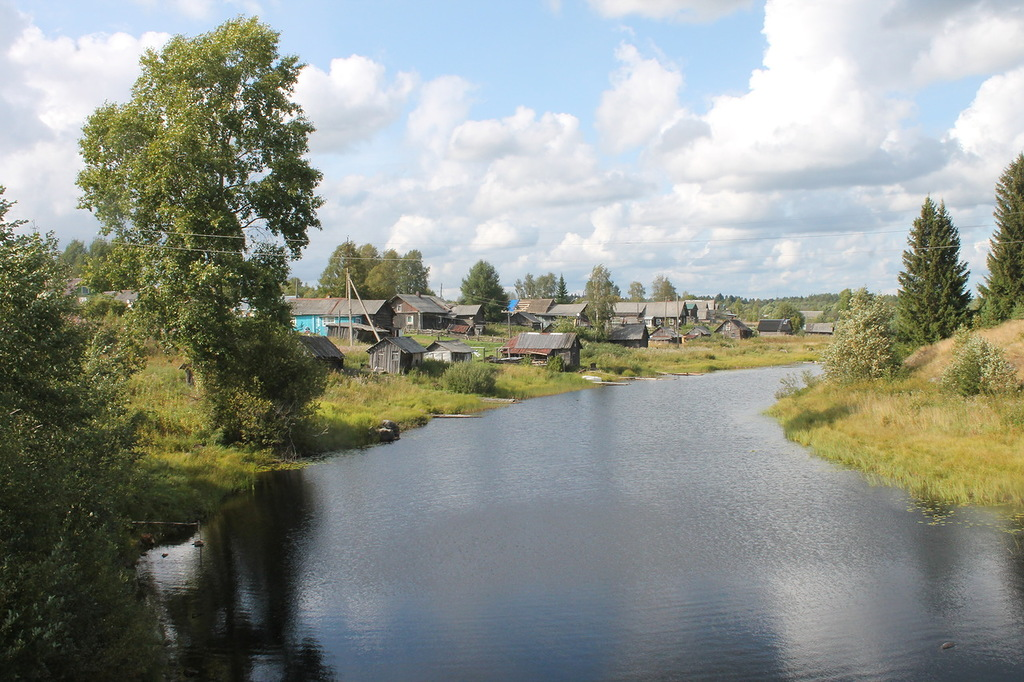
[770,325,1024,510]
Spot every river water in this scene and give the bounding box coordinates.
[139,366,1024,680]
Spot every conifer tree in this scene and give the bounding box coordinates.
[555,274,571,303]
[979,152,1024,323]
[895,196,970,346]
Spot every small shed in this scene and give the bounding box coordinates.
[502,332,581,369]
[425,339,475,363]
[650,326,681,345]
[757,319,794,335]
[297,335,345,371]
[683,325,712,341]
[715,319,754,340]
[608,324,650,348]
[367,336,428,374]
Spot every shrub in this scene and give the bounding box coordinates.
[547,354,566,373]
[941,328,1019,396]
[822,289,899,383]
[442,361,498,395]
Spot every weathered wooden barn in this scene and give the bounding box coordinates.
[390,294,452,332]
[502,332,581,368]
[297,335,345,371]
[650,326,681,345]
[757,319,794,336]
[715,319,754,339]
[425,339,475,363]
[683,325,712,341]
[608,324,650,348]
[367,336,428,374]
[805,322,834,335]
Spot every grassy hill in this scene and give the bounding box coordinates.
[770,321,1024,513]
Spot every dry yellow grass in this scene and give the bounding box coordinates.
[771,321,1024,510]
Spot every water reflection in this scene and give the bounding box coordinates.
[142,367,1024,680]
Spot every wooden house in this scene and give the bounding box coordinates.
[502,332,581,369]
[715,319,754,339]
[512,299,555,315]
[450,304,484,336]
[290,297,394,338]
[683,325,712,341]
[613,302,647,325]
[390,294,452,332]
[425,339,475,363]
[297,335,345,371]
[650,326,681,345]
[757,319,794,336]
[539,303,590,327]
[509,310,549,330]
[367,336,428,374]
[644,301,688,328]
[608,324,650,348]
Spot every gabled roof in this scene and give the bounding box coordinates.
[289,298,342,316]
[289,297,392,317]
[505,332,579,352]
[608,324,649,342]
[451,304,482,317]
[368,336,428,354]
[297,335,345,360]
[757,319,793,333]
[645,301,688,318]
[392,293,451,315]
[426,339,474,354]
[805,322,834,334]
[614,302,647,315]
[514,299,555,314]
[650,326,681,340]
[684,325,712,337]
[715,319,753,332]
[545,303,588,317]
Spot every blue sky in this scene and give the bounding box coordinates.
[3,0,1024,299]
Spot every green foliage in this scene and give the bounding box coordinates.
[460,260,509,321]
[584,264,619,331]
[442,361,498,395]
[940,328,1020,396]
[514,272,558,299]
[979,153,1024,324]
[555,274,571,304]
[627,281,646,302]
[0,189,159,678]
[650,274,677,302]
[200,319,327,454]
[77,18,326,449]
[895,197,971,346]
[821,288,899,383]
[546,354,566,373]
[763,300,805,332]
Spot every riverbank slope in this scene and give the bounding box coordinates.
[769,321,1024,510]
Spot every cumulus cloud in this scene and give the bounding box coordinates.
[587,0,753,22]
[295,55,415,154]
[596,43,686,154]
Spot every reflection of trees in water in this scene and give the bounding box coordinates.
[159,469,335,680]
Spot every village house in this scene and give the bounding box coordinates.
[715,319,754,339]
[449,304,484,336]
[390,293,452,333]
[757,319,794,336]
[538,302,590,327]
[683,325,712,341]
[644,301,688,329]
[502,332,581,369]
[425,339,475,363]
[509,310,549,331]
[367,336,428,374]
[608,323,650,348]
[805,322,835,335]
[650,326,681,345]
[612,302,647,325]
[289,297,394,340]
[296,335,345,371]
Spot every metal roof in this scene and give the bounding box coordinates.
[505,332,578,351]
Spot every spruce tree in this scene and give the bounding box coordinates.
[895,196,970,346]
[979,152,1024,323]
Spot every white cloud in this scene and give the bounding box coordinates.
[295,55,415,153]
[587,0,753,22]
[596,43,686,154]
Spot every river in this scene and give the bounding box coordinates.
[139,365,1024,680]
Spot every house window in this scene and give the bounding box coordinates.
[407,315,415,326]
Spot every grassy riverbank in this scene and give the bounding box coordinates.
[125,332,828,527]
[769,321,1024,511]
